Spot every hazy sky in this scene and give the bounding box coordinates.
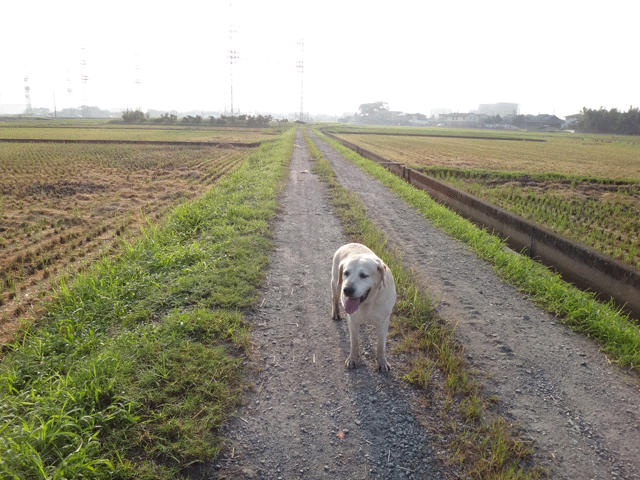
[2,0,638,118]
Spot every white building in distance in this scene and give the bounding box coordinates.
[473,102,520,117]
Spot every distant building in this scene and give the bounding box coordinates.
[440,112,488,127]
[465,113,488,126]
[564,113,582,127]
[474,102,520,117]
[431,108,451,119]
[440,112,467,127]
[524,114,563,129]
[395,112,429,126]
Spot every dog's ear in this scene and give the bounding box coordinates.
[377,260,387,288]
[338,262,344,288]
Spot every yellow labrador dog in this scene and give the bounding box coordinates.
[331,243,396,372]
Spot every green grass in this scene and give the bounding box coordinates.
[0,129,293,478]
[304,130,543,479]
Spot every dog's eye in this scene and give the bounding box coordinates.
[343,271,350,277]
[359,272,369,279]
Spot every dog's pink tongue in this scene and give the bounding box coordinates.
[345,297,360,314]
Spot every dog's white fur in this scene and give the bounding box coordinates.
[331,243,396,371]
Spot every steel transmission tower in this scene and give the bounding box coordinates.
[66,70,75,113]
[226,0,303,117]
[134,52,142,111]
[228,25,238,116]
[24,72,33,115]
[297,38,304,121]
[80,46,90,117]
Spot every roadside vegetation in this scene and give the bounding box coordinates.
[0,129,292,478]
[304,130,544,479]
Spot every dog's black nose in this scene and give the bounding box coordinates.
[343,286,355,297]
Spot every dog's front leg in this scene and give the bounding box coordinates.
[376,322,390,372]
[345,317,359,369]
[331,289,341,321]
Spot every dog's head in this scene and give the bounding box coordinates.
[339,253,387,314]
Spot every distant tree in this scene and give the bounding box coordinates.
[512,115,526,128]
[356,101,391,124]
[618,107,640,135]
[251,114,272,126]
[32,107,51,116]
[577,107,640,135]
[122,108,146,124]
[483,114,502,124]
[159,112,177,124]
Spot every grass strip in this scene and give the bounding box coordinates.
[0,129,293,479]
[315,128,640,372]
[303,130,543,479]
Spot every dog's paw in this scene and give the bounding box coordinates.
[332,313,342,321]
[377,360,391,373]
[345,356,358,369]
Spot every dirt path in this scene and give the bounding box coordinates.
[211,130,445,479]
[212,130,640,479]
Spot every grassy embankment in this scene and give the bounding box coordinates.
[304,129,543,480]
[0,129,293,479]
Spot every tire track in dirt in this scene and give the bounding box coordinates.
[309,130,640,480]
[211,131,445,479]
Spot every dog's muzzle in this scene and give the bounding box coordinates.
[343,287,371,314]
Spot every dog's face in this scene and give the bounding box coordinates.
[339,254,386,314]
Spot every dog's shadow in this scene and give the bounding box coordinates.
[331,314,388,374]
